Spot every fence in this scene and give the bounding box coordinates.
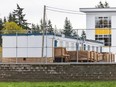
[0,28,116,63]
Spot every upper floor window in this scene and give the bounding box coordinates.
[95,17,111,28]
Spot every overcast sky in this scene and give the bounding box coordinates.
[0,0,116,29]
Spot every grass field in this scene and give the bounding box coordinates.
[0,81,116,87]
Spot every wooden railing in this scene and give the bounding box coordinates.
[54,47,115,62]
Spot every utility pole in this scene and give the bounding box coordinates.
[76,30,78,63]
[42,5,46,57]
[16,32,18,63]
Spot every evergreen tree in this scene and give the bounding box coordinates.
[63,17,73,37]
[40,19,47,33]
[13,4,29,29]
[0,19,3,46]
[40,19,43,33]
[36,24,40,33]
[0,19,3,30]
[3,17,7,23]
[104,1,109,8]
[47,20,54,34]
[96,1,104,8]
[8,13,16,22]
[31,24,36,33]
[72,30,79,38]
[99,1,104,8]
[8,13,13,22]
[96,1,110,8]
[81,30,86,41]
[31,24,41,33]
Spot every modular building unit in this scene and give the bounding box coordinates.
[2,34,103,58]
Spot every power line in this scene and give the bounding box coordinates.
[46,6,85,15]
[47,8,85,15]
[46,6,81,13]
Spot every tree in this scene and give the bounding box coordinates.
[8,13,13,22]
[47,20,54,34]
[81,30,86,41]
[3,4,30,29]
[63,17,73,37]
[40,19,47,33]
[72,30,79,38]
[3,17,7,23]
[2,22,26,34]
[36,24,41,33]
[31,24,36,33]
[104,1,109,8]
[0,19,3,30]
[40,19,43,33]
[31,24,41,33]
[13,4,29,29]
[0,19,3,46]
[8,13,17,22]
[96,1,110,8]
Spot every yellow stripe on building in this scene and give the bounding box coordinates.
[95,28,111,35]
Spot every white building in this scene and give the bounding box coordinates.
[2,34,103,58]
[80,7,116,54]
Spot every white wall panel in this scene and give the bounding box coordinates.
[17,48,27,57]
[111,47,116,54]
[44,36,53,48]
[45,48,53,57]
[2,36,16,47]
[86,14,95,40]
[28,48,41,57]
[17,36,28,47]
[28,36,42,47]
[111,16,116,47]
[3,48,16,57]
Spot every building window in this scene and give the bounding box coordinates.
[95,17,111,28]
[100,47,102,52]
[88,45,90,51]
[95,35,111,46]
[92,46,94,51]
[84,44,86,50]
[95,16,111,46]
[54,40,58,47]
[96,47,98,52]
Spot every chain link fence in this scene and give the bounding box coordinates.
[0,29,116,63]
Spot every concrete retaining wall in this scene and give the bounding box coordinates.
[1,58,54,63]
[0,63,116,81]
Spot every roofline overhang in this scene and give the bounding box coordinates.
[80,7,116,13]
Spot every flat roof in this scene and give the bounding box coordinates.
[2,33,103,44]
[80,7,116,13]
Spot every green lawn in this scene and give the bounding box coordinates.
[0,81,116,87]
